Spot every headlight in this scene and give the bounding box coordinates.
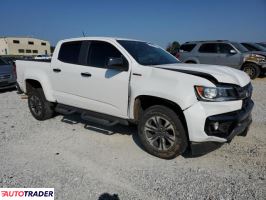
[195,86,239,101]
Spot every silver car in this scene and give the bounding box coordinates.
[241,42,266,52]
[0,57,17,90]
[178,40,266,79]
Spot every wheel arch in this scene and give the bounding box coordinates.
[25,78,55,102]
[241,61,261,70]
[133,95,189,139]
[25,79,42,92]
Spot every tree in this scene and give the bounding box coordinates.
[166,41,180,56]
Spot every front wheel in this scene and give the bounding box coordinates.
[28,88,54,120]
[242,63,260,79]
[138,105,188,159]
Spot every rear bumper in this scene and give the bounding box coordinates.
[0,80,17,90]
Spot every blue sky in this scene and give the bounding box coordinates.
[1,0,266,47]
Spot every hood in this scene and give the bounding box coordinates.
[0,64,13,75]
[153,63,250,87]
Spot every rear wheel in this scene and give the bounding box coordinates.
[138,105,188,159]
[28,88,54,120]
[242,63,260,79]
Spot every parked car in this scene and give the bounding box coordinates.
[1,56,16,65]
[241,42,266,52]
[178,40,266,79]
[34,55,52,60]
[0,57,17,90]
[257,43,266,48]
[16,37,253,159]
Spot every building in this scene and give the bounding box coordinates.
[0,37,51,56]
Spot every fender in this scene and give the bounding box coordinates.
[24,71,56,102]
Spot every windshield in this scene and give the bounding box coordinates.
[250,43,266,51]
[232,42,249,53]
[117,40,180,66]
[257,43,266,48]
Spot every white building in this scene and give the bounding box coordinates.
[0,37,51,56]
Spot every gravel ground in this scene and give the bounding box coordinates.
[0,79,265,200]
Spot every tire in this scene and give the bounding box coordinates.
[242,63,260,79]
[28,88,54,120]
[138,105,188,159]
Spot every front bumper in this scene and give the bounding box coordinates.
[184,96,254,143]
[188,99,253,156]
[204,98,253,141]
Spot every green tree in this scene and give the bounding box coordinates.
[166,41,180,56]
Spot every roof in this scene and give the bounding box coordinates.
[59,36,145,43]
[184,40,231,44]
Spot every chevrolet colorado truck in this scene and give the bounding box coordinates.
[16,37,254,159]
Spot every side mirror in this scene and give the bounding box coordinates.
[229,49,237,54]
[107,57,128,71]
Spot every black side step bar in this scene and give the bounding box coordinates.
[55,104,77,115]
[55,104,128,126]
[81,113,120,127]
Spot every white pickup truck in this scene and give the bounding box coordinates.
[16,37,254,159]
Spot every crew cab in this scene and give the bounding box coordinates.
[16,37,254,159]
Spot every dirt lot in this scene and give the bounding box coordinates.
[0,79,265,200]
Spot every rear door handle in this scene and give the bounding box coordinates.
[81,72,91,77]
[53,68,61,73]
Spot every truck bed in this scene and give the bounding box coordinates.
[16,60,51,93]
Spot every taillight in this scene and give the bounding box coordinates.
[13,62,17,79]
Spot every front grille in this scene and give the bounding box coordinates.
[0,74,11,80]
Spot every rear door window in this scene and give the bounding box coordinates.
[58,41,82,64]
[180,44,196,52]
[198,43,218,53]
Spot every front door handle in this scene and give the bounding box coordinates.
[81,72,91,77]
[53,68,61,73]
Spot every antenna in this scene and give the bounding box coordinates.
[82,31,86,37]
